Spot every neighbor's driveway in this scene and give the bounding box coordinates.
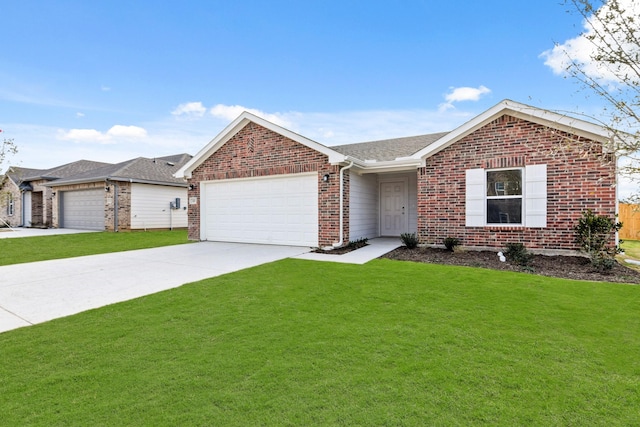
[0,242,309,333]
[0,228,98,239]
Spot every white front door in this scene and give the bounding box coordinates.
[22,191,32,226]
[380,181,407,236]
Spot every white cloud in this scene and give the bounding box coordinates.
[288,109,474,145]
[101,85,111,92]
[76,112,85,118]
[166,102,477,147]
[171,101,207,118]
[439,85,491,111]
[57,125,148,144]
[209,104,292,128]
[58,128,110,143]
[540,0,640,85]
[107,125,148,138]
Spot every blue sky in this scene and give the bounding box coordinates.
[0,1,624,182]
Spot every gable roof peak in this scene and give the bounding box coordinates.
[175,112,345,179]
[410,99,614,161]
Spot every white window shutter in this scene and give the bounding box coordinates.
[466,168,485,226]
[525,164,547,227]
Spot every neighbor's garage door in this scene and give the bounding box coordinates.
[61,189,105,230]
[202,173,318,246]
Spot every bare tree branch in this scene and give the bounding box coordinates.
[0,138,18,172]
[558,0,640,180]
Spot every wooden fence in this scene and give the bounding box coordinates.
[619,203,640,241]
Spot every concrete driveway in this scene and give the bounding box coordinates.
[0,242,310,333]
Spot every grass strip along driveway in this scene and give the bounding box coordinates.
[0,230,189,266]
[1,258,638,425]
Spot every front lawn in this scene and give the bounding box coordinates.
[1,259,638,425]
[622,239,640,260]
[0,230,190,266]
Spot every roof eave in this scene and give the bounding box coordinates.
[411,99,616,161]
[342,157,422,174]
[46,176,187,188]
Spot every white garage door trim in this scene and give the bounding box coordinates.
[201,173,318,247]
[61,189,105,230]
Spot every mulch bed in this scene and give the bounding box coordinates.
[381,246,640,284]
[313,241,368,255]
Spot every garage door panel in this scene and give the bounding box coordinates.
[203,174,318,247]
[61,189,105,230]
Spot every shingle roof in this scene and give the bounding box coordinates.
[6,166,47,183]
[47,154,193,187]
[332,132,449,162]
[22,160,111,181]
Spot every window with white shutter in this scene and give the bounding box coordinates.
[465,165,546,227]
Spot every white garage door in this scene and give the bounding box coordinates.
[61,189,105,230]
[202,173,318,246]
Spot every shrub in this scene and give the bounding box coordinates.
[443,237,460,251]
[504,242,534,267]
[347,238,368,249]
[574,210,622,271]
[400,233,419,249]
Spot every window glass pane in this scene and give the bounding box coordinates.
[487,199,522,224]
[486,170,522,196]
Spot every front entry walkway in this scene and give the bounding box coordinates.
[293,237,402,264]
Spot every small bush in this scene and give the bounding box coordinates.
[400,233,419,249]
[504,242,534,267]
[443,237,460,251]
[575,210,622,272]
[347,238,368,249]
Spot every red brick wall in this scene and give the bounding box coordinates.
[188,123,347,247]
[418,115,616,252]
[0,180,21,227]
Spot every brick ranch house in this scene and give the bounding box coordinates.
[175,100,618,254]
[1,154,191,231]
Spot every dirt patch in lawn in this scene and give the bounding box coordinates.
[382,247,640,284]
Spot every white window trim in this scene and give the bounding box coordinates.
[466,164,547,228]
[7,194,14,216]
[486,167,524,225]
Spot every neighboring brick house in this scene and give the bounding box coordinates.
[0,167,46,228]
[175,100,618,254]
[0,161,109,228]
[1,154,192,231]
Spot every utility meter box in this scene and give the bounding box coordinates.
[170,198,181,210]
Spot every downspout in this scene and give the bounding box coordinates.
[115,183,119,232]
[333,161,354,248]
[109,179,118,233]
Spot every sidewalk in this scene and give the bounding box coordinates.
[293,237,402,264]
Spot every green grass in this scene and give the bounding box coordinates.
[1,259,639,426]
[622,239,640,260]
[0,230,189,266]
